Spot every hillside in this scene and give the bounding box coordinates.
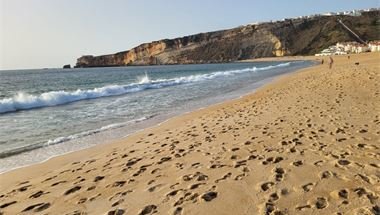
[75,10,380,67]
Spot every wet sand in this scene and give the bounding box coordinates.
[0,52,379,215]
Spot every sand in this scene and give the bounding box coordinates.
[0,52,379,215]
[240,55,319,62]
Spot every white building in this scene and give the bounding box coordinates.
[353,45,369,53]
[314,40,379,56]
[351,10,362,16]
[336,42,360,53]
[369,41,380,52]
[342,10,363,16]
[315,46,347,56]
[323,12,337,16]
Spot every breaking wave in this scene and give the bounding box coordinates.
[0,62,290,114]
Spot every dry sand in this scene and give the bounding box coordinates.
[240,55,319,62]
[0,52,379,215]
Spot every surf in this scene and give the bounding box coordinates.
[0,62,291,114]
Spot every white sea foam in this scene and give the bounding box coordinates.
[45,116,149,145]
[0,116,151,158]
[0,62,290,114]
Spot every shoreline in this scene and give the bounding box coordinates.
[0,52,378,214]
[240,55,318,62]
[0,60,314,175]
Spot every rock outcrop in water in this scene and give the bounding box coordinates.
[63,64,71,69]
[75,10,380,68]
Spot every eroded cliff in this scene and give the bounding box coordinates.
[76,10,380,67]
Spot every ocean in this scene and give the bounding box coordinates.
[0,61,313,172]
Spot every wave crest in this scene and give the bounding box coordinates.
[0,62,291,114]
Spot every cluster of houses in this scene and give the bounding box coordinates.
[297,9,365,20]
[315,41,380,56]
[248,8,379,26]
[292,8,379,21]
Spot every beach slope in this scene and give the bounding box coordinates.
[0,53,379,214]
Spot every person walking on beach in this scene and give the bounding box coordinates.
[321,59,324,64]
[329,56,334,69]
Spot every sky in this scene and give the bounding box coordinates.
[0,0,379,70]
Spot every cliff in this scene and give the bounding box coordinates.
[75,10,380,67]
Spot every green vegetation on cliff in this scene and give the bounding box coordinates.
[76,10,380,67]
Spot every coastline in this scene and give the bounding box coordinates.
[0,61,312,174]
[0,52,379,214]
[240,55,326,63]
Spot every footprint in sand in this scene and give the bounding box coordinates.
[64,186,81,195]
[314,160,324,166]
[247,154,258,160]
[110,181,126,188]
[292,160,303,167]
[296,204,311,211]
[191,162,201,168]
[263,202,281,215]
[234,160,247,168]
[18,181,29,185]
[51,180,67,187]
[319,170,336,179]
[273,167,285,182]
[87,186,96,191]
[262,157,275,165]
[189,183,206,190]
[234,172,248,181]
[109,190,133,201]
[315,197,328,209]
[268,192,279,202]
[355,174,373,184]
[77,198,87,204]
[215,172,232,183]
[16,184,32,192]
[148,184,163,192]
[29,190,46,199]
[139,204,157,215]
[111,199,125,207]
[94,176,105,182]
[43,175,57,182]
[108,209,126,215]
[173,207,183,215]
[302,183,314,192]
[89,193,101,202]
[157,156,172,164]
[22,202,51,212]
[338,189,349,199]
[182,172,208,182]
[133,166,148,177]
[201,191,218,202]
[151,168,161,174]
[261,182,275,192]
[166,189,182,199]
[0,201,17,209]
[337,159,351,166]
[209,163,226,169]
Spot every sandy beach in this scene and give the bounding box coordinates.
[0,52,379,214]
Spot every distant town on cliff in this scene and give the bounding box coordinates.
[70,8,379,68]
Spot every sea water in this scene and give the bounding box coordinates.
[0,61,314,172]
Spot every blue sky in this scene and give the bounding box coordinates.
[1,0,379,70]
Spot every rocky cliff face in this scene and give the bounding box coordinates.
[76,10,380,67]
